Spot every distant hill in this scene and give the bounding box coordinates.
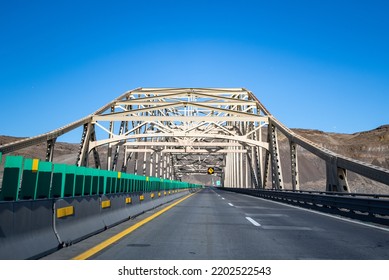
[1,125,388,194]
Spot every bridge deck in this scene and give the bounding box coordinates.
[42,188,389,260]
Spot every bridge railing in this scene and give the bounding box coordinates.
[221,187,389,224]
[269,116,389,192]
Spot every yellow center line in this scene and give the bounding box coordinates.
[72,192,196,260]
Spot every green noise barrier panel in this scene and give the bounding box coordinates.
[51,164,67,198]
[36,161,53,199]
[74,166,85,196]
[90,169,99,195]
[0,155,202,202]
[0,155,24,201]
[64,165,76,197]
[105,171,113,194]
[19,158,39,200]
[83,168,92,196]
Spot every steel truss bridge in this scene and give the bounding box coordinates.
[1,87,389,192]
[2,87,389,260]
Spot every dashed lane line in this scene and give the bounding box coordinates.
[246,217,261,227]
[239,193,389,233]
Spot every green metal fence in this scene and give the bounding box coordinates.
[0,154,202,201]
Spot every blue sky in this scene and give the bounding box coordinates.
[1,0,388,142]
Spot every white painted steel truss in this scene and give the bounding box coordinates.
[79,88,270,188]
[1,87,389,192]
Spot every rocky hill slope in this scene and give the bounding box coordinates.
[279,125,389,193]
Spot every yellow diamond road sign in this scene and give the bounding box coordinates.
[207,167,214,175]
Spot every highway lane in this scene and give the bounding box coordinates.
[78,187,389,260]
[42,187,389,260]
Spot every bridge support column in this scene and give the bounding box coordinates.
[255,128,264,189]
[249,147,257,188]
[269,124,284,189]
[134,150,139,175]
[107,106,115,170]
[149,149,154,177]
[326,158,350,192]
[223,152,229,187]
[156,152,161,178]
[263,151,270,189]
[245,153,249,188]
[227,150,232,188]
[76,123,95,167]
[90,129,101,169]
[162,153,167,179]
[45,138,56,162]
[168,155,173,180]
[234,146,238,188]
[142,151,147,176]
[237,148,241,188]
[290,141,300,191]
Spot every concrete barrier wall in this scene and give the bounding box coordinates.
[0,189,192,259]
[101,194,130,228]
[0,199,59,260]
[54,195,105,245]
[0,154,201,259]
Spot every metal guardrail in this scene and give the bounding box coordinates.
[220,187,389,217]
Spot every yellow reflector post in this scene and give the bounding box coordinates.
[32,159,39,173]
[57,206,74,218]
[158,192,161,197]
[101,200,111,209]
[146,177,149,182]
[151,193,155,199]
[140,195,144,201]
[117,172,121,179]
[125,197,132,204]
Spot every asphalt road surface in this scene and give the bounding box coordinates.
[43,187,389,260]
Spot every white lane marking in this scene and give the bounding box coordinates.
[235,206,272,209]
[239,193,389,233]
[222,197,225,200]
[244,213,287,217]
[246,217,261,227]
[228,203,234,207]
[261,225,313,231]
